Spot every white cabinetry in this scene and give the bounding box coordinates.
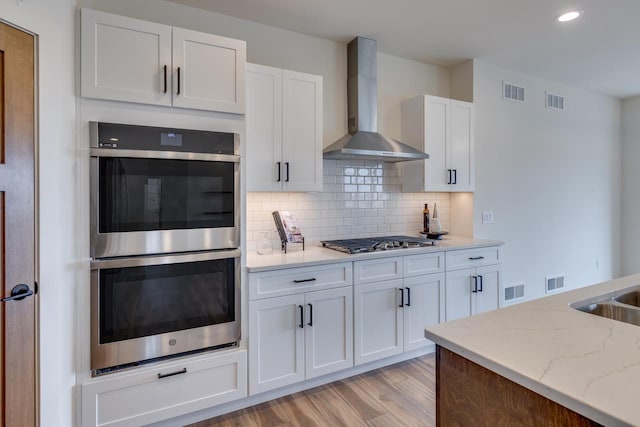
[246,63,323,192]
[401,95,474,192]
[445,247,502,321]
[354,253,445,365]
[81,350,247,427]
[248,263,352,395]
[81,8,245,113]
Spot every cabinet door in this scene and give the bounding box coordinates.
[246,64,283,191]
[403,273,445,351]
[304,287,353,379]
[354,280,404,365]
[474,264,501,315]
[450,100,474,192]
[445,268,474,321]
[282,70,323,192]
[81,8,172,106]
[249,295,304,395]
[172,27,246,113]
[424,96,451,192]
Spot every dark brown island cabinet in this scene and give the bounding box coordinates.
[435,346,602,426]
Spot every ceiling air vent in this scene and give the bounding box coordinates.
[503,82,525,102]
[546,92,565,110]
[545,275,565,293]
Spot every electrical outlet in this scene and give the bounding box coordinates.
[482,211,494,224]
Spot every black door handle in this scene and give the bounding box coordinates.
[163,65,168,93]
[406,287,411,307]
[285,162,290,182]
[471,276,478,293]
[307,303,313,326]
[447,169,452,184]
[453,169,457,184]
[298,305,304,328]
[398,288,404,308]
[276,162,281,182]
[1,284,34,303]
[478,275,483,292]
[176,67,181,95]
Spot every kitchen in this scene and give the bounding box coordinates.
[0,0,637,425]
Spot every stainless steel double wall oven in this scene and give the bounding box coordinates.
[89,122,241,374]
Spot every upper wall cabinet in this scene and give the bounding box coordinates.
[401,95,474,192]
[246,63,323,192]
[81,9,246,114]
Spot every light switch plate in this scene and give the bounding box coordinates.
[482,211,494,224]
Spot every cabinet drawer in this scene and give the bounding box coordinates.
[82,350,247,427]
[403,252,444,277]
[445,246,501,271]
[354,257,403,285]
[249,263,352,300]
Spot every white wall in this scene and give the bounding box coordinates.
[0,1,78,426]
[622,96,640,275]
[473,60,622,301]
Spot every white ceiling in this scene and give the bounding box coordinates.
[168,0,640,99]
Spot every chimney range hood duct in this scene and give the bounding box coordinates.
[323,37,429,163]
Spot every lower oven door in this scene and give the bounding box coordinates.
[90,250,240,373]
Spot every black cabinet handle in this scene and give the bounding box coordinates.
[176,67,181,95]
[453,169,457,184]
[276,162,281,182]
[307,303,313,327]
[478,275,483,292]
[293,278,316,283]
[447,169,452,184]
[1,284,34,303]
[163,65,168,93]
[469,256,485,260]
[471,276,478,293]
[298,305,304,328]
[158,368,187,379]
[398,288,404,308]
[285,162,290,182]
[406,287,411,307]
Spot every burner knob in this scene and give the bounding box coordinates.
[402,242,409,248]
[393,241,400,247]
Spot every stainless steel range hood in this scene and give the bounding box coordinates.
[323,37,429,163]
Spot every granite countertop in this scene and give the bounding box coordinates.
[246,236,504,272]
[425,273,640,427]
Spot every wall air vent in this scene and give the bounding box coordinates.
[503,82,525,102]
[545,275,565,293]
[546,92,565,110]
[504,282,525,303]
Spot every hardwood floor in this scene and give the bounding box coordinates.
[189,355,436,427]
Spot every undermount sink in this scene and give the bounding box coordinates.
[572,285,640,327]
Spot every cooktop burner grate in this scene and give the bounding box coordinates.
[321,235,435,254]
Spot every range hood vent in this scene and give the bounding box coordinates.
[323,37,429,163]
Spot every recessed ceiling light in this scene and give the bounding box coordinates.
[556,10,583,22]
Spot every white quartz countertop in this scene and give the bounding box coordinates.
[425,273,640,427]
[246,236,503,272]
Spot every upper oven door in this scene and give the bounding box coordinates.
[90,123,240,258]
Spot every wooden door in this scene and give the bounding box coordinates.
[246,63,283,191]
[304,287,353,379]
[403,273,444,351]
[80,8,172,106]
[248,295,305,395]
[0,21,37,427]
[172,27,246,113]
[354,279,404,366]
[281,70,322,192]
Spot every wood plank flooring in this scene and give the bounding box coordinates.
[189,355,435,427]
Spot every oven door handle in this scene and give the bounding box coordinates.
[89,148,240,163]
[91,248,241,270]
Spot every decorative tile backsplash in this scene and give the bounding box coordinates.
[247,159,450,248]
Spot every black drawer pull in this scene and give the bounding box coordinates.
[468,256,485,260]
[293,278,316,283]
[158,368,187,379]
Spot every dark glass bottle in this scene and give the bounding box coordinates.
[423,203,430,233]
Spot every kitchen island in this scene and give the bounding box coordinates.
[425,273,640,426]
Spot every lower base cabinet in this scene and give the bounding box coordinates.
[445,265,500,321]
[249,286,353,395]
[81,349,247,427]
[354,273,445,365]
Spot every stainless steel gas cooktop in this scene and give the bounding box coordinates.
[321,235,435,254]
